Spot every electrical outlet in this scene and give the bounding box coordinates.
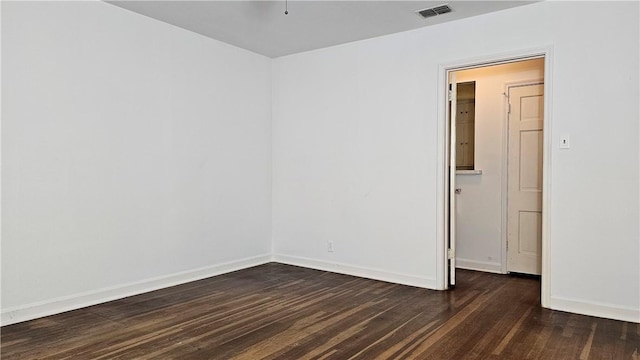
[328,241,334,252]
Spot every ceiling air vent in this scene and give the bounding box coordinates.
[416,4,452,19]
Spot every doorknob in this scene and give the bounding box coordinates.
[455,188,462,194]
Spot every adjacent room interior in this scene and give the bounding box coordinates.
[2,0,639,358]
[452,58,545,277]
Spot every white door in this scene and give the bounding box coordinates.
[507,83,544,275]
[448,73,458,285]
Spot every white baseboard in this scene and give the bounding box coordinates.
[549,296,639,323]
[1,254,271,326]
[456,258,503,274]
[272,254,437,289]
[6,254,636,326]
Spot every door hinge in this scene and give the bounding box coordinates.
[448,89,453,101]
[508,102,511,114]
[447,248,455,259]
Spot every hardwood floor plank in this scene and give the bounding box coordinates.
[579,322,598,360]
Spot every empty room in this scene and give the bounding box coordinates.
[1,1,639,359]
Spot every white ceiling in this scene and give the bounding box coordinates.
[107,1,537,58]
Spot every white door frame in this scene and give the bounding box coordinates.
[435,46,553,309]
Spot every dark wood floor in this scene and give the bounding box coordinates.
[1,263,638,359]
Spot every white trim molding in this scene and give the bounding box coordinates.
[456,169,483,175]
[456,258,502,274]
[272,254,437,290]
[549,296,640,324]
[1,254,272,326]
[5,253,638,326]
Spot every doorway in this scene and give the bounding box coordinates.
[437,49,552,308]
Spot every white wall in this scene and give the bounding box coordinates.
[2,1,272,324]
[454,60,544,273]
[272,44,438,287]
[272,1,639,322]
